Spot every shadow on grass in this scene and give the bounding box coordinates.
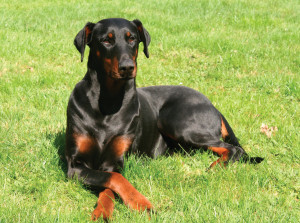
[48,130,68,177]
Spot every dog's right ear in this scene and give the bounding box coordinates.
[74,22,95,62]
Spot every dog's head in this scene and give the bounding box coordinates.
[74,18,150,80]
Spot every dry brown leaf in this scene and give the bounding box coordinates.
[260,123,278,138]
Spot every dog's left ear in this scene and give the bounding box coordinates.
[74,22,95,62]
[132,19,151,58]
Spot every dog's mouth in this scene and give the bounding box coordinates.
[109,71,136,80]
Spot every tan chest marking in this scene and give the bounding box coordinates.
[111,136,133,157]
[73,134,97,154]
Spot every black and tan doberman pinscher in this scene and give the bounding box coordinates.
[65,18,263,220]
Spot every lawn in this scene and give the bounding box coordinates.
[0,0,299,222]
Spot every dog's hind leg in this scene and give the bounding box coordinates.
[157,102,250,168]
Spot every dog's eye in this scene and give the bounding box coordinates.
[128,36,136,43]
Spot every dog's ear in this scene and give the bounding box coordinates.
[74,22,95,62]
[132,19,151,58]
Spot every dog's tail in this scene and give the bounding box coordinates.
[220,113,264,164]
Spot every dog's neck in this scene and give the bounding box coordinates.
[85,66,138,116]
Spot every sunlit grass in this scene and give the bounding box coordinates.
[0,0,299,222]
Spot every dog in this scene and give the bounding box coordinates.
[65,18,263,220]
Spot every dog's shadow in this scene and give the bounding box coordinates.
[48,130,68,176]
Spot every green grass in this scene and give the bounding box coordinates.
[0,0,299,222]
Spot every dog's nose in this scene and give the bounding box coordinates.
[119,60,134,76]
